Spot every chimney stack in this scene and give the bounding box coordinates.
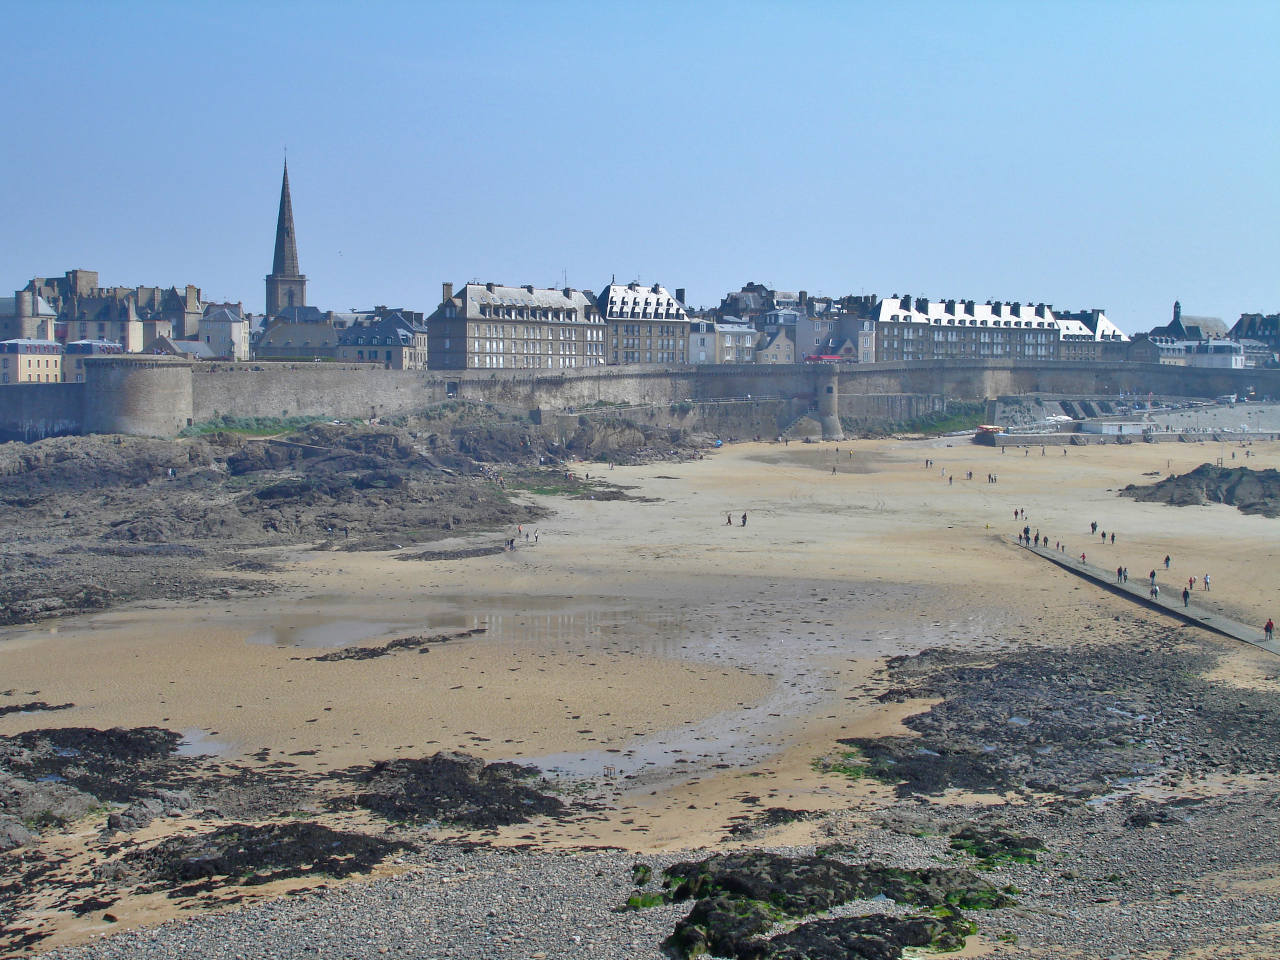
[676,287,686,305]
[442,282,453,303]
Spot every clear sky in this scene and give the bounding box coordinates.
[4,0,1277,331]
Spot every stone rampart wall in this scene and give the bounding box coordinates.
[190,363,443,422]
[0,383,83,442]
[4,358,1280,442]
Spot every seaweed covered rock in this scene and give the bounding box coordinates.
[663,850,1012,913]
[653,851,1011,959]
[740,912,975,960]
[123,822,413,893]
[949,824,1043,865]
[666,894,781,959]
[346,751,565,828]
[5,726,181,804]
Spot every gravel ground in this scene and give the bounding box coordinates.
[42,846,685,960]
[41,784,1280,960]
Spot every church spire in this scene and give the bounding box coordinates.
[272,160,301,277]
[265,159,307,317]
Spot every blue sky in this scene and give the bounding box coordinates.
[4,0,1277,331]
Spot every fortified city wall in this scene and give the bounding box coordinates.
[1,358,1279,443]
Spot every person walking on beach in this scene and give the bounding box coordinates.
[1110,532,1115,544]
[1116,565,1123,583]
[1091,521,1098,534]
[1100,530,1106,543]
[727,513,733,525]
[1188,576,1195,592]
[1182,587,1190,607]
[1265,618,1274,642]
[1123,567,1129,582]
[1151,584,1160,600]
[1149,569,1157,586]
[1164,555,1171,569]
[1203,573,1210,591]
[741,512,747,527]
[1080,552,1087,564]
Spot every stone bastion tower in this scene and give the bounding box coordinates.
[818,366,844,440]
[265,160,307,317]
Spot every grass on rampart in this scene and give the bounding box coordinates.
[847,401,985,437]
[179,415,330,437]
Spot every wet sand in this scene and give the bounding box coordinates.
[6,435,1279,810]
[5,433,1280,950]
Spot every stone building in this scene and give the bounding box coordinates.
[754,329,794,364]
[0,292,57,341]
[425,282,605,370]
[197,307,251,360]
[597,282,689,364]
[254,320,341,360]
[265,161,307,318]
[0,339,62,384]
[861,296,1127,363]
[63,339,125,382]
[336,311,429,369]
[22,269,201,345]
[1229,312,1280,355]
[689,319,757,363]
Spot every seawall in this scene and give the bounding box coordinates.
[2,358,1279,442]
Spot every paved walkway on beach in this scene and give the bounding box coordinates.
[1018,540,1280,657]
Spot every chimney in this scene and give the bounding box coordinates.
[524,284,535,293]
[442,282,453,303]
[486,282,496,292]
[799,290,808,305]
[676,287,686,305]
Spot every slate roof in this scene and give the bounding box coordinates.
[154,335,216,358]
[338,312,425,347]
[202,307,245,325]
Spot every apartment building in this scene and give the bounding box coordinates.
[598,282,689,364]
[426,282,605,370]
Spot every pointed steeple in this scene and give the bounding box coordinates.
[272,161,301,277]
[265,159,307,317]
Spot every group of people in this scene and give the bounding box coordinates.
[506,525,538,550]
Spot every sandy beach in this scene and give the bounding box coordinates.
[5,431,1280,955]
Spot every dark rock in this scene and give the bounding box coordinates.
[342,751,566,828]
[120,821,414,895]
[1123,464,1280,517]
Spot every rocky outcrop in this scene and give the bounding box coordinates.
[1123,463,1280,517]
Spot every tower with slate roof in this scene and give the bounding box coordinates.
[265,160,307,318]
